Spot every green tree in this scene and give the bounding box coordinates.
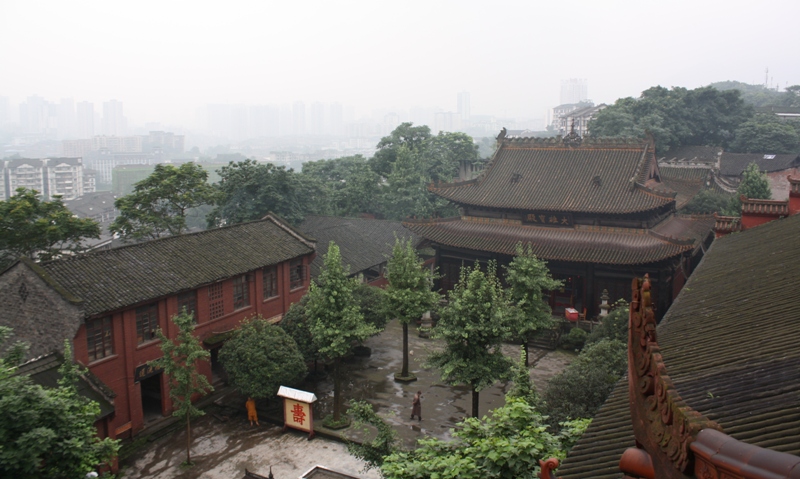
[507,348,538,406]
[727,161,773,214]
[589,85,752,153]
[0,188,100,265]
[585,300,630,346]
[380,396,590,479]
[504,243,562,365]
[679,189,735,215]
[149,310,213,466]
[306,242,377,423]
[300,155,381,217]
[347,400,399,472]
[370,122,432,178]
[729,115,800,154]
[110,163,216,241]
[542,338,627,427]
[422,131,482,183]
[208,159,308,227]
[0,338,119,478]
[352,282,391,333]
[427,261,515,418]
[219,316,307,399]
[385,238,439,380]
[279,297,322,372]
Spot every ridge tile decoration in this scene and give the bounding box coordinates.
[625,274,722,477]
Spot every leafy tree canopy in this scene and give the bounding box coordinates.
[371,122,432,178]
[0,339,119,478]
[710,81,800,108]
[542,338,627,427]
[380,396,590,479]
[207,159,310,227]
[0,188,100,266]
[427,261,515,417]
[590,85,752,153]
[729,114,800,154]
[150,310,213,465]
[110,163,216,241]
[679,189,736,215]
[504,243,562,344]
[219,316,307,399]
[300,155,381,217]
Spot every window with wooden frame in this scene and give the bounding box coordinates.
[86,316,113,361]
[289,259,306,290]
[263,266,278,300]
[177,290,197,322]
[209,282,224,320]
[233,275,250,310]
[135,304,159,344]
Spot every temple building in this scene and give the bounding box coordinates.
[404,130,715,319]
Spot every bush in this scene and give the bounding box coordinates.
[352,282,390,333]
[559,327,588,351]
[542,339,627,427]
[586,300,629,346]
[219,317,307,399]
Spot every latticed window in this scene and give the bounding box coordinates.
[209,282,224,320]
[233,275,250,310]
[135,304,159,344]
[177,290,197,321]
[87,316,113,361]
[290,259,306,290]
[263,266,278,299]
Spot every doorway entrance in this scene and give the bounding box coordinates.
[140,373,163,423]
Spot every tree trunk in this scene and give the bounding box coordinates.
[186,414,191,465]
[471,388,480,418]
[401,322,409,377]
[333,359,341,422]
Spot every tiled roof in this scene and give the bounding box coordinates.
[37,215,315,317]
[719,152,800,176]
[403,215,713,265]
[659,166,713,209]
[297,215,419,278]
[429,137,675,214]
[741,197,789,216]
[558,213,800,479]
[658,146,722,166]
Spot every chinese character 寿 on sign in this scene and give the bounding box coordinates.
[292,403,306,425]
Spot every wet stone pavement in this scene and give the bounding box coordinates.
[120,319,574,478]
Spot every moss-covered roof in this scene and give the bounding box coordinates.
[38,215,315,317]
[558,214,800,479]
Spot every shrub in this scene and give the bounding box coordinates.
[559,327,588,351]
[542,339,627,427]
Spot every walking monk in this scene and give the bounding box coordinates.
[411,391,422,421]
[246,397,259,426]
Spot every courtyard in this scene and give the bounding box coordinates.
[120,319,573,478]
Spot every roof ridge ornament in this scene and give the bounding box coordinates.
[562,119,582,146]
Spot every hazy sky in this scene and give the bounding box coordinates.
[2,0,799,126]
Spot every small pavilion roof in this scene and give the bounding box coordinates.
[428,136,675,215]
[403,214,713,266]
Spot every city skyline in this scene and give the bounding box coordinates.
[2,0,799,129]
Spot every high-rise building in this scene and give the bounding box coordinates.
[329,102,344,136]
[310,102,325,136]
[57,98,75,139]
[76,101,94,138]
[457,91,471,121]
[560,79,588,105]
[102,100,127,136]
[292,101,306,136]
[19,95,57,138]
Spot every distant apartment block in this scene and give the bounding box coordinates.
[2,157,94,201]
[558,103,606,137]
